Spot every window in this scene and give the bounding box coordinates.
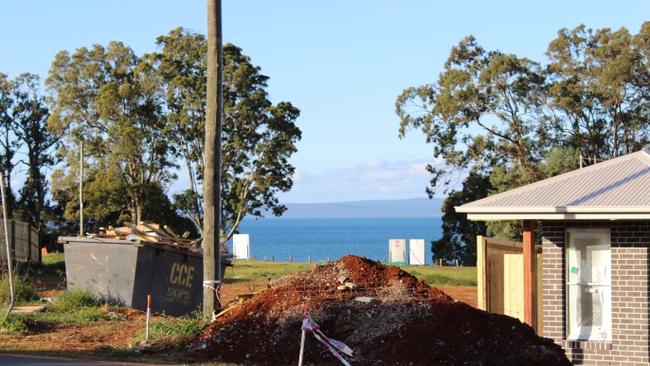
[566,228,611,341]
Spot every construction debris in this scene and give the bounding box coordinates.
[194,256,570,365]
[97,222,198,249]
[353,296,376,304]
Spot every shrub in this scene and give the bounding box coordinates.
[0,314,27,335]
[0,272,39,305]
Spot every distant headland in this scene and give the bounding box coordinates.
[275,197,443,218]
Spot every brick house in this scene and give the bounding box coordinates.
[456,151,650,365]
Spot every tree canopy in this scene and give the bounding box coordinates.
[0,73,60,228]
[45,28,301,240]
[154,28,301,244]
[397,22,650,264]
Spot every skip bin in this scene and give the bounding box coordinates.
[59,236,228,316]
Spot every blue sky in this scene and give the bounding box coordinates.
[1,1,647,203]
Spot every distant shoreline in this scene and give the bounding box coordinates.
[265,197,443,218]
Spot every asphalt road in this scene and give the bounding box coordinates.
[0,354,173,366]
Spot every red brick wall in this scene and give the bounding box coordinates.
[542,220,650,365]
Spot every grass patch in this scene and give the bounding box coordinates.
[0,290,111,335]
[226,260,313,281]
[401,265,477,287]
[32,290,106,324]
[47,289,102,312]
[0,253,65,305]
[30,306,105,325]
[42,252,65,266]
[0,272,40,305]
[0,314,28,334]
[35,252,67,287]
[134,312,206,349]
[227,259,476,287]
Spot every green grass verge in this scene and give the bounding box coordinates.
[226,260,313,281]
[228,259,476,287]
[400,265,477,287]
[42,252,65,266]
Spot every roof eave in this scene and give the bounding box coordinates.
[465,212,650,221]
[455,205,650,214]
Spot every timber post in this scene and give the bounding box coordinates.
[522,220,537,331]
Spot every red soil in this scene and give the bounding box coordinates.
[194,255,570,366]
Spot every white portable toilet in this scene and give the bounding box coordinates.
[389,239,407,263]
[233,234,250,259]
[409,239,426,265]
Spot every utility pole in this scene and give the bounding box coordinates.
[203,0,223,317]
[79,140,84,237]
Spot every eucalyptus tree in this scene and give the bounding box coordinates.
[154,27,207,232]
[399,23,650,263]
[11,73,60,228]
[0,74,18,217]
[546,23,650,161]
[46,42,176,225]
[154,28,302,243]
[396,36,547,196]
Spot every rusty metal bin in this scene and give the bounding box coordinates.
[59,236,228,316]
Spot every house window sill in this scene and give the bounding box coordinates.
[560,340,612,351]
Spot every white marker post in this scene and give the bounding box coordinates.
[298,324,306,366]
[145,294,152,341]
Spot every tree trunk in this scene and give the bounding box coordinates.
[28,153,41,227]
[203,0,224,317]
[183,149,203,234]
[131,197,143,225]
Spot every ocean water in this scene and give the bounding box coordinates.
[229,217,442,264]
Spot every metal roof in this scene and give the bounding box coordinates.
[455,151,650,220]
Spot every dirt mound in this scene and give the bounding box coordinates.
[195,256,569,366]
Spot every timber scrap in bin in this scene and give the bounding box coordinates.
[93,222,201,253]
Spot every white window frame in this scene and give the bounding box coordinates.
[565,228,612,341]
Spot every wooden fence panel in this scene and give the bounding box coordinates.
[503,253,524,321]
[30,226,39,264]
[0,219,40,264]
[477,235,543,334]
[14,221,30,262]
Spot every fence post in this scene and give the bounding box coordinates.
[38,229,42,265]
[10,220,15,261]
[476,235,488,311]
[25,223,31,263]
[523,220,537,331]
